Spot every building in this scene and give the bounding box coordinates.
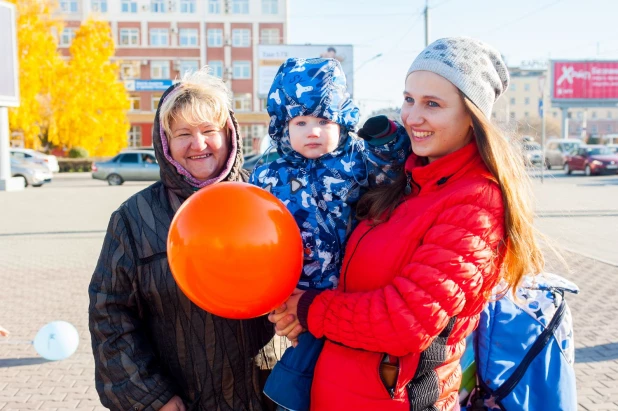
[493,66,618,141]
[56,0,288,155]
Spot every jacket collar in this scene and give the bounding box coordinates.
[404,141,483,194]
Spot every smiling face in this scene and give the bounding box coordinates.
[169,116,230,181]
[288,116,341,159]
[401,71,474,162]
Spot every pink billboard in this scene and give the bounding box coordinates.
[552,61,618,100]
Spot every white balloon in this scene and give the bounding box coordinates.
[33,321,79,361]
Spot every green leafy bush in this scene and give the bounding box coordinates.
[68,147,89,158]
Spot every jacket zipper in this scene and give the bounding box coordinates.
[341,224,378,292]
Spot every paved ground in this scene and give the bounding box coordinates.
[0,171,617,410]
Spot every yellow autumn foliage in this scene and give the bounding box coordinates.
[7,0,64,150]
[52,19,130,156]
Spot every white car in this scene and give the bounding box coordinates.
[10,148,60,173]
[10,158,53,187]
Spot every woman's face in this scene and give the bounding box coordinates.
[169,116,230,181]
[401,71,473,163]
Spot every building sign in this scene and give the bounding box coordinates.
[552,61,618,102]
[0,1,19,107]
[125,79,174,92]
[257,44,354,98]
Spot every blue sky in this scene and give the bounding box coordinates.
[287,0,618,116]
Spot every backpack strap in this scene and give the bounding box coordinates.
[492,293,567,400]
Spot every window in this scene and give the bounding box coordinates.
[209,61,223,78]
[120,63,139,79]
[119,28,139,46]
[240,126,255,155]
[234,94,252,112]
[121,0,137,13]
[232,29,250,47]
[524,97,530,105]
[524,112,529,118]
[509,112,515,120]
[91,0,107,12]
[119,152,140,162]
[509,97,515,105]
[142,153,157,163]
[553,112,558,118]
[207,29,223,47]
[60,28,76,46]
[60,0,78,12]
[591,125,598,134]
[233,61,251,79]
[232,0,249,14]
[260,28,280,45]
[151,0,166,13]
[150,29,169,46]
[511,84,516,91]
[129,95,141,111]
[179,60,199,75]
[179,29,198,47]
[524,83,530,91]
[607,124,613,133]
[591,111,597,119]
[262,0,278,14]
[208,0,221,13]
[577,112,583,120]
[608,111,613,119]
[151,61,170,79]
[180,0,196,13]
[151,94,162,110]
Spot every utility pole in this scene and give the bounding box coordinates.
[424,0,430,47]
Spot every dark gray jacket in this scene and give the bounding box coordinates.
[89,84,278,411]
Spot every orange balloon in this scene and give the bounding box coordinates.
[167,182,303,319]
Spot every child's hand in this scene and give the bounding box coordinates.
[0,325,9,337]
[357,115,396,142]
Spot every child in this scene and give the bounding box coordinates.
[249,57,409,411]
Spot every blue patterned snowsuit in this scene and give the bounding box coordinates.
[250,57,410,411]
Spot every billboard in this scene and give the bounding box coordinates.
[551,60,618,103]
[257,45,354,98]
[125,79,174,92]
[0,1,19,107]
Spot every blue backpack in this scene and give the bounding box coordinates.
[460,272,579,410]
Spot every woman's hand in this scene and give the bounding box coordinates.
[160,395,185,411]
[268,289,306,342]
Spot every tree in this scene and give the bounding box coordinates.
[52,19,130,156]
[515,116,562,142]
[7,0,64,150]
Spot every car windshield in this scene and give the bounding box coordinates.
[563,143,579,153]
[524,144,541,151]
[587,147,612,155]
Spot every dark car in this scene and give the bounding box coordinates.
[92,150,159,185]
[564,145,618,176]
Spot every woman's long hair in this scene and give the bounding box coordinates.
[356,94,545,288]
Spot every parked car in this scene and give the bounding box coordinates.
[10,148,59,173]
[545,139,582,169]
[564,145,618,176]
[92,150,159,185]
[607,144,618,154]
[522,141,543,167]
[10,158,53,187]
[243,146,280,171]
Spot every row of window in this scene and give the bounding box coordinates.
[60,27,281,47]
[61,0,279,15]
[122,60,252,80]
[129,92,258,113]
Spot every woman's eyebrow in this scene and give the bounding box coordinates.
[403,91,445,101]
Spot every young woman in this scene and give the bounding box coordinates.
[270,37,544,410]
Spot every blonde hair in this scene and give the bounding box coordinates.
[160,67,232,141]
[357,94,545,289]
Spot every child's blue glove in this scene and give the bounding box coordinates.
[357,115,398,145]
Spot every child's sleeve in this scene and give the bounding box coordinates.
[355,115,411,188]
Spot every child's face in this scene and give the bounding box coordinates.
[288,116,341,159]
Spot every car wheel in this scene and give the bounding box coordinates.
[107,173,124,186]
[32,184,44,187]
[585,165,592,176]
[564,163,571,175]
[546,159,551,170]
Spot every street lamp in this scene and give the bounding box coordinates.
[354,53,383,73]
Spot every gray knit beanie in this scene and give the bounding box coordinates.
[407,37,509,118]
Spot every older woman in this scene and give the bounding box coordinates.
[271,37,544,410]
[89,68,277,411]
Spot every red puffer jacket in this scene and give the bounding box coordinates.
[297,142,506,410]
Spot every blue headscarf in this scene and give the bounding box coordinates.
[266,58,360,158]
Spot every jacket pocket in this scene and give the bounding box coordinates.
[378,353,399,399]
